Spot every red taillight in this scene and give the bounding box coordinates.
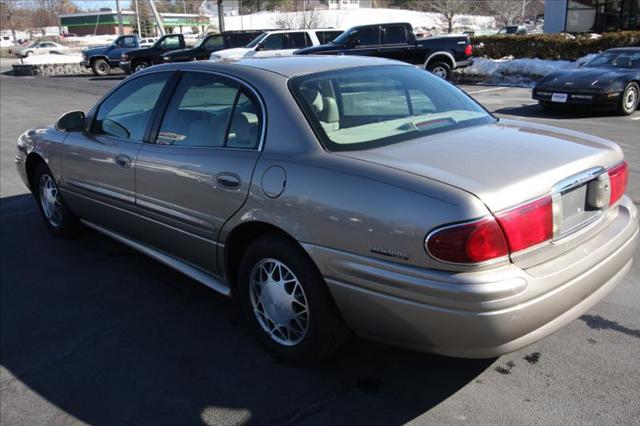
[495,196,553,253]
[608,161,628,206]
[426,196,553,264]
[426,218,508,264]
[464,43,473,56]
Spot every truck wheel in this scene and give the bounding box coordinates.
[617,82,639,116]
[427,61,452,80]
[133,60,150,73]
[91,59,111,76]
[238,235,350,364]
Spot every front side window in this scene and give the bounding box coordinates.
[261,33,286,50]
[157,73,262,149]
[291,65,494,151]
[356,27,380,46]
[122,36,136,48]
[93,73,171,141]
[160,36,180,49]
[204,35,224,50]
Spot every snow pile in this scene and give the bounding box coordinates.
[21,53,83,64]
[456,54,597,87]
[222,8,495,32]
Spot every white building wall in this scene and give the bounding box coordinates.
[543,0,567,33]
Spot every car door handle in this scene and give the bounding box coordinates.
[216,173,240,189]
[114,154,131,168]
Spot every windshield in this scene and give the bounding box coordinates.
[246,32,268,48]
[331,29,357,45]
[290,65,494,151]
[583,51,640,69]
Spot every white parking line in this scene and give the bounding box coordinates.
[466,87,510,94]
[631,116,640,120]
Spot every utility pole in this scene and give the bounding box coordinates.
[217,0,225,32]
[115,0,124,35]
[134,0,141,36]
[148,0,166,35]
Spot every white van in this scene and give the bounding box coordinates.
[209,29,342,61]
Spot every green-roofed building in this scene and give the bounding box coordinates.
[59,10,210,36]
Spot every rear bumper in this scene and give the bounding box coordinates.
[304,196,638,357]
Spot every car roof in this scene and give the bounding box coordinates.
[150,55,409,78]
[226,56,407,77]
[264,29,340,35]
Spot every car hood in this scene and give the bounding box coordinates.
[125,47,153,57]
[538,67,637,89]
[338,119,622,212]
[164,47,194,57]
[82,45,109,55]
[295,44,340,55]
[212,47,253,59]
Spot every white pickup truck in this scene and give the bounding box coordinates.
[209,29,342,61]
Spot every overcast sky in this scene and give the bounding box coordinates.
[72,1,133,10]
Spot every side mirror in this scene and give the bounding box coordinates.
[348,38,360,48]
[255,42,264,51]
[56,111,85,132]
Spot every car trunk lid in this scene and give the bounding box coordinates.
[338,119,623,267]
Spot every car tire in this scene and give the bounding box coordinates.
[617,82,639,116]
[237,235,350,364]
[33,162,82,237]
[427,61,452,80]
[133,60,150,73]
[91,59,111,76]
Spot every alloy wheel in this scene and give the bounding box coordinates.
[432,66,448,79]
[624,86,637,112]
[249,258,309,346]
[39,174,62,228]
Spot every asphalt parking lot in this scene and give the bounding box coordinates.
[1,61,639,426]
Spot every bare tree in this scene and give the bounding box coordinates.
[0,0,18,42]
[489,0,525,26]
[427,0,469,33]
[272,7,325,29]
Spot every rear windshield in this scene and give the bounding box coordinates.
[290,65,494,151]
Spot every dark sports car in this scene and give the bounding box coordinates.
[533,47,640,115]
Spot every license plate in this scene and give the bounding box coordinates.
[552,93,568,103]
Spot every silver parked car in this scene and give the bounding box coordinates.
[15,57,638,363]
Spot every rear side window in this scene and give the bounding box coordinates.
[93,73,170,142]
[288,32,310,49]
[157,72,262,149]
[384,26,407,44]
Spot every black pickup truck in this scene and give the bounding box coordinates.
[119,33,186,74]
[295,22,472,80]
[161,30,269,63]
